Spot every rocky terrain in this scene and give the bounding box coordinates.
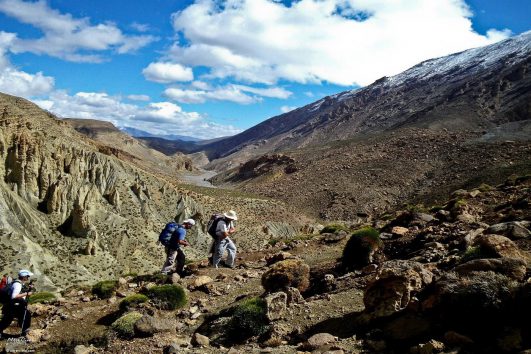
[0,174,528,354]
[0,93,313,292]
[65,118,194,175]
[207,31,531,221]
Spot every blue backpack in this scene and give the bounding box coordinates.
[158,222,180,246]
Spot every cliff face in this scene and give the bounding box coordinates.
[0,93,312,291]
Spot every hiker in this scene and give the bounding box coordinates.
[0,270,34,338]
[212,210,238,269]
[160,219,195,276]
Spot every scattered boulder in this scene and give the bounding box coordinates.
[474,234,526,262]
[391,226,409,236]
[74,345,96,354]
[134,315,175,337]
[487,221,530,239]
[285,287,305,305]
[192,333,210,347]
[455,258,527,280]
[265,292,287,321]
[410,339,445,354]
[364,260,433,319]
[265,251,297,266]
[262,259,310,293]
[304,333,336,350]
[188,276,214,289]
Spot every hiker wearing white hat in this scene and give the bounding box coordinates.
[213,210,238,268]
[161,219,195,276]
[0,269,34,338]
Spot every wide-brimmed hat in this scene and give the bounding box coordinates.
[224,210,238,220]
[183,219,196,226]
[18,270,33,277]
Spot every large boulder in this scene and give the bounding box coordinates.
[262,259,310,293]
[487,221,530,240]
[364,260,433,319]
[474,234,527,262]
[454,258,527,280]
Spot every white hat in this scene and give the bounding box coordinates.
[183,219,196,226]
[18,270,33,277]
[224,210,238,220]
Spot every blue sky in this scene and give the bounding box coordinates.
[0,0,529,139]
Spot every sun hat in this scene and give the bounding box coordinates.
[18,270,33,277]
[223,210,238,220]
[183,219,196,226]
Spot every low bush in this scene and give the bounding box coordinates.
[342,227,382,270]
[262,259,310,293]
[228,297,269,341]
[92,280,118,299]
[145,284,187,310]
[320,224,348,234]
[111,311,143,338]
[119,294,149,311]
[28,292,57,304]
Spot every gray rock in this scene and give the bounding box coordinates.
[164,343,181,354]
[74,345,96,354]
[487,221,530,239]
[134,315,175,337]
[307,333,336,349]
[265,292,287,321]
[455,258,527,280]
[192,333,210,347]
[285,287,305,305]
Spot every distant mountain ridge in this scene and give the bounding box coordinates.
[120,126,201,142]
[203,31,531,163]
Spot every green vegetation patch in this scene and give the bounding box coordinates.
[92,280,118,299]
[228,297,270,342]
[28,292,57,304]
[145,284,187,310]
[119,294,148,312]
[111,311,143,338]
[320,223,349,234]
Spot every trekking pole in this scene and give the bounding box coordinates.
[20,283,32,337]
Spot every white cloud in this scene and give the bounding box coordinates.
[0,0,156,62]
[164,86,257,104]
[164,83,291,104]
[142,62,194,83]
[234,85,292,99]
[131,22,150,32]
[0,31,54,97]
[167,0,511,86]
[127,94,150,101]
[280,105,298,113]
[34,90,241,139]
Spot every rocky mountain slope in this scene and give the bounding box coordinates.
[65,118,194,175]
[203,31,531,163]
[2,175,528,354]
[208,32,531,221]
[0,93,313,292]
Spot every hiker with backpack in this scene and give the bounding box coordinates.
[210,210,238,269]
[0,270,34,339]
[160,219,195,276]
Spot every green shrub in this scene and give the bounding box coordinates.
[320,224,348,234]
[111,311,143,338]
[262,259,310,293]
[342,227,382,270]
[462,246,484,262]
[145,284,187,310]
[28,292,57,304]
[119,294,148,312]
[92,280,118,299]
[228,297,269,341]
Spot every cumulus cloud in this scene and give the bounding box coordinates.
[0,0,157,62]
[0,31,54,97]
[168,0,511,86]
[142,62,194,83]
[164,83,292,104]
[34,90,240,139]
